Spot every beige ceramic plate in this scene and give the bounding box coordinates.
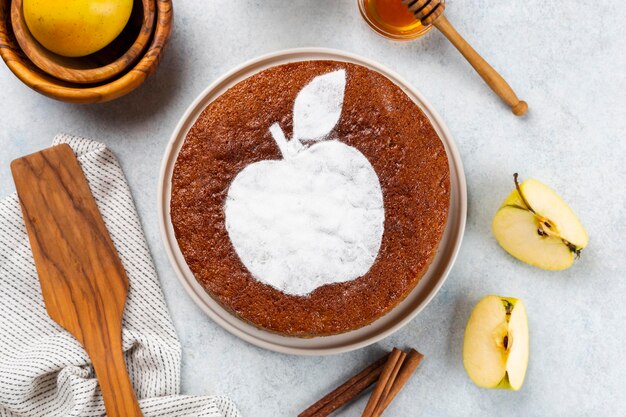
[158,48,466,355]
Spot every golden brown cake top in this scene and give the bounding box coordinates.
[171,60,450,336]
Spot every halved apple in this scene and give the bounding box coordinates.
[492,174,588,270]
[463,295,529,390]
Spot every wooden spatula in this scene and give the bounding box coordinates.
[11,144,143,417]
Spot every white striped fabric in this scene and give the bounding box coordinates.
[0,134,241,417]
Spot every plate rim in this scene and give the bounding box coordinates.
[157,47,467,356]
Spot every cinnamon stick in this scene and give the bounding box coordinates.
[374,351,406,411]
[298,352,390,417]
[371,349,424,417]
[360,348,404,417]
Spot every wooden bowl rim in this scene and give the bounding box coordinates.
[10,0,156,84]
[0,0,172,104]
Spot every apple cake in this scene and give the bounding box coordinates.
[170,60,450,337]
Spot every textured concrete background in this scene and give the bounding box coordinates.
[1,1,625,415]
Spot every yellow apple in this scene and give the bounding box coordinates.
[23,0,133,57]
[463,295,529,390]
[492,174,588,270]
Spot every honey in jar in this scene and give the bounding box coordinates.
[358,0,434,40]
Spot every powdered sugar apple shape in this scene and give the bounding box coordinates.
[225,70,385,296]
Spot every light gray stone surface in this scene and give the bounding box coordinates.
[1,1,625,415]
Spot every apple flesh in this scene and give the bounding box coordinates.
[492,175,588,270]
[463,295,529,391]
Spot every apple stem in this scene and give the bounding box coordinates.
[513,173,535,213]
[269,123,303,159]
[269,123,290,159]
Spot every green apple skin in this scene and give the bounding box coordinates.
[23,0,133,57]
[463,295,529,391]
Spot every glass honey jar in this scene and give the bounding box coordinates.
[358,0,439,40]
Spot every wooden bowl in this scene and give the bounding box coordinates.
[10,0,155,84]
[0,0,172,104]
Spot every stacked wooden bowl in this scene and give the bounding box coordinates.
[0,0,172,104]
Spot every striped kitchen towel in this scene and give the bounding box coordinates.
[0,134,241,417]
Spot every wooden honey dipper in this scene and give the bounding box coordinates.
[402,0,528,116]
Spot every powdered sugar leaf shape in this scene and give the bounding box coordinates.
[293,69,346,142]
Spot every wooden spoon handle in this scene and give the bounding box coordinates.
[433,15,528,116]
[85,323,143,417]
